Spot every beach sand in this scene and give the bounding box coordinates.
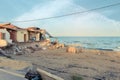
[0,57,31,70]
[9,48,120,80]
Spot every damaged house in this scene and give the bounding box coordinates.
[0,23,18,43]
[0,23,28,43]
[0,23,52,43]
[27,27,52,42]
[27,27,41,41]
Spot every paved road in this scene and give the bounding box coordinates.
[0,70,27,80]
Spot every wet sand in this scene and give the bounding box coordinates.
[10,48,120,80]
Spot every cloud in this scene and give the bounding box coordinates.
[13,0,120,36]
[15,0,72,21]
[53,12,120,36]
[13,0,75,27]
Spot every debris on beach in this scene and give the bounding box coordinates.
[48,40,64,49]
[0,38,66,57]
[0,38,84,56]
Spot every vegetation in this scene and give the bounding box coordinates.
[72,75,83,80]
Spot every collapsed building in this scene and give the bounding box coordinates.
[0,23,52,43]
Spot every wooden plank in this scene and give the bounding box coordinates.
[37,68,64,80]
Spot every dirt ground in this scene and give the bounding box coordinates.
[10,48,120,80]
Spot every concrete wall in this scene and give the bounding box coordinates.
[0,29,12,43]
[29,32,40,41]
[29,32,36,41]
[36,33,40,41]
[17,30,28,42]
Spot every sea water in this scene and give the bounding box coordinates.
[53,37,120,51]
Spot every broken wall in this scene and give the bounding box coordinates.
[0,29,12,43]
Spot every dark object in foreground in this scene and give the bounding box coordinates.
[25,70,43,80]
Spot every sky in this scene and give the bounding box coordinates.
[0,0,120,36]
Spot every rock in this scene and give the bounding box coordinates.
[48,43,64,49]
[40,42,49,46]
[66,46,83,53]
[54,43,64,49]
[27,47,35,53]
[0,39,8,47]
[45,39,50,43]
[40,39,51,47]
[42,47,47,50]
[57,43,64,48]
[66,46,77,53]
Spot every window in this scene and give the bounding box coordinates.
[2,33,6,39]
[0,32,6,39]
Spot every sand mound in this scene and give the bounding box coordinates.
[0,57,31,70]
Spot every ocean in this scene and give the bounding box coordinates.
[53,37,120,51]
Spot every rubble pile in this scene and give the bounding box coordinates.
[48,40,64,49]
[0,38,83,57]
[0,39,65,57]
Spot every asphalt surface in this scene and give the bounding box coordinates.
[0,70,27,80]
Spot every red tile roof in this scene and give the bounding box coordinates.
[0,23,21,30]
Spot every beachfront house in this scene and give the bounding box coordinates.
[0,23,30,43]
[0,23,52,43]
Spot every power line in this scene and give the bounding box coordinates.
[1,2,120,23]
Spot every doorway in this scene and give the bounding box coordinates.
[24,34,26,42]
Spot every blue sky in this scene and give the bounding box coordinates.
[0,0,120,36]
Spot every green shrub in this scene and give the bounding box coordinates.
[72,75,83,80]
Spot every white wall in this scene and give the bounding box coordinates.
[36,33,40,41]
[17,30,28,42]
[0,29,12,43]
